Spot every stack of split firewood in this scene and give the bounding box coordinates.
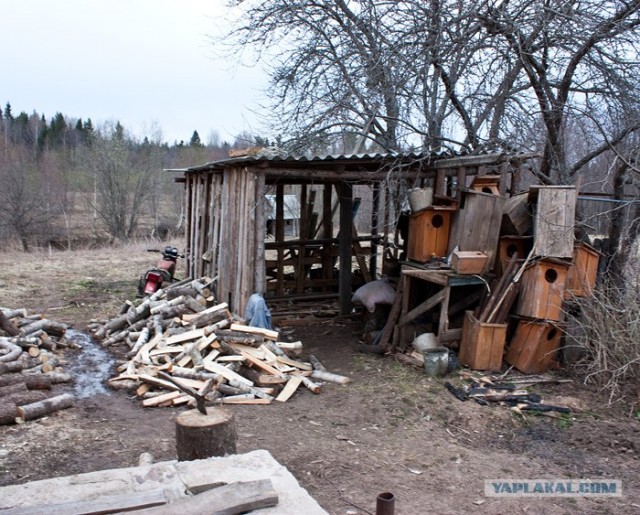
[0,308,76,425]
[92,277,350,407]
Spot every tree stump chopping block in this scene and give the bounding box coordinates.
[176,407,237,461]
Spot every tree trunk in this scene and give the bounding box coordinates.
[175,407,237,461]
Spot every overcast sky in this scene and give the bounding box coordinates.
[2,0,268,144]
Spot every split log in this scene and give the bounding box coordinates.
[0,310,21,336]
[16,393,75,421]
[176,407,237,460]
[0,374,52,390]
[230,323,279,341]
[216,330,263,347]
[219,397,271,405]
[239,350,286,378]
[276,376,303,402]
[276,355,312,371]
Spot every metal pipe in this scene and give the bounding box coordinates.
[376,492,395,515]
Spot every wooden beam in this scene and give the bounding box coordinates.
[338,182,353,315]
[254,171,266,294]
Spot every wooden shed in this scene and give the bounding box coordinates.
[170,151,531,317]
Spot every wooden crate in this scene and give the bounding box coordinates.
[530,186,576,258]
[565,242,600,298]
[505,318,563,374]
[407,207,453,261]
[451,250,488,275]
[501,192,532,236]
[448,190,505,271]
[516,259,570,321]
[458,311,507,371]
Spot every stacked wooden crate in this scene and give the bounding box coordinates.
[404,178,600,374]
[504,186,585,373]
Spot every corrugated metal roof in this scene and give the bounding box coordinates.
[165,149,538,175]
[167,150,454,173]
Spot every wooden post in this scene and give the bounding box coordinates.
[297,185,308,293]
[338,182,353,315]
[254,171,266,295]
[276,184,285,296]
[322,183,333,291]
[370,182,381,280]
[176,407,237,461]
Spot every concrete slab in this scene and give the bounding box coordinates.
[0,450,327,514]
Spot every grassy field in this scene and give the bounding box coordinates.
[0,241,183,326]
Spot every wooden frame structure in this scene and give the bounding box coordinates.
[171,151,532,317]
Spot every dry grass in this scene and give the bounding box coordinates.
[566,285,640,408]
[0,240,183,325]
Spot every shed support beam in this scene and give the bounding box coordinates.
[339,182,353,315]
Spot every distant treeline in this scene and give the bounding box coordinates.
[0,101,277,250]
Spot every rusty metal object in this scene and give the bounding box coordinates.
[376,492,395,515]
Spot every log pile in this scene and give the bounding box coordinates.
[91,278,350,407]
[0,307,76,425]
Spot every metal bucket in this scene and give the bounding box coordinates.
[422,347,449,377]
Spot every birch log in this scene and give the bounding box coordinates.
[16,393,75,421]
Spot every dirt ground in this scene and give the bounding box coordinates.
[1,245,639,514]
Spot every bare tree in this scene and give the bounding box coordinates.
[0,144,56,251]
[83,124,156,242]
[475,0,640,180]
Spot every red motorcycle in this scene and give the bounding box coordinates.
[137,246,184,297]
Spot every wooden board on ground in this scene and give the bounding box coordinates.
[276,376,303,402]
